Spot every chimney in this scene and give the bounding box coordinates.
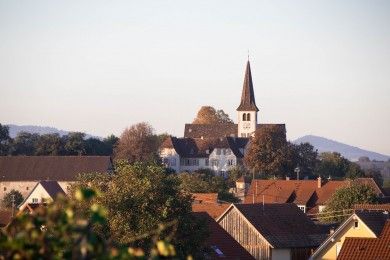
[317,176,322,188]
[286,176,290,181]
[329,228,335,235]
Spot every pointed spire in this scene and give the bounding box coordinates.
[236,60,259,111]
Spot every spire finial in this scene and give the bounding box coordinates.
[247,50,250,61]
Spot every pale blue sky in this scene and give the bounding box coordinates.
[1,1,389,155]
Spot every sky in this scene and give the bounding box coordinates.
[0,0,389,155]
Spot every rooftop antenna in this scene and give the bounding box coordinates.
[262,194,265,212]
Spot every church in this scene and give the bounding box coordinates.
[160,61,286,174]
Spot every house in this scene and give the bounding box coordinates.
[18,180,66,210]
[194,212,255,259]
[160,61,286,173]
[192,193,230,219]
[0,156,113,200]
[243,177,384,214]
[216,203,327,260]
[337,220,390,260]
[310,210,390,260]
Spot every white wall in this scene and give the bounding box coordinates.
[238,111,257,137]
[209,148,237,174]
[0,181,37,201]
[19,183,53,209]
[160,148,181,172]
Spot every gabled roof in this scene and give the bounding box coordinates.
[354,203,390,211]
[244,178,384,212]
[161,136,249,158]
[194,212,255,259]
[337,220,390,260]
[236,61,259,112]
[217,203,326,248]
[192,193,218,204]
[18,180,66,209]
[310,211,390,259]
[0,156,112,181]
[192,203,230,220]
[355,210,390,236]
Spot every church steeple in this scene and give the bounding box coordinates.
[237,60,258,138]
[236,61,259,112]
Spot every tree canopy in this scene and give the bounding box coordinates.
[2,190,24,209]
[315,152,364,179]
[114,122,160,164]
[71,162,207,258]
[0,124,11,155]
[192,106,233,124]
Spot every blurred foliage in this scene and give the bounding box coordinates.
[0,188,179,259]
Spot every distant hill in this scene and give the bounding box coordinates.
[293,135,390,162]
[6,124,98,139]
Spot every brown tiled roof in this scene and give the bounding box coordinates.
[194,212,255,259]
[184,124,237,138]
[39,180,66,198]
[223,203,326,248]
[192,193,218,203]
[244,179,384,213]
[0,156,112,181]
[0,209,12,227]
[354,204,390,211]
[337,220,390,260]
[183,123,286,139]
[192,202,230,219]
[236,61,259,112]
[161,136,248,158]
[355,210,390,236]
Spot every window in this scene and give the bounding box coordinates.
[298,205,306,213]
[242,113,247,121]
[32,198,39,203]
[241,133,246,137]
[205,158,209,166]
[247,113,251,121]
[26,187,29,190]
[211,159,219,167]
[193,159,199,166]
[163,158,169,165]
[227,159,234,166]
[354,220,359,228]
[3,187,6,191]
[170,158,176,166]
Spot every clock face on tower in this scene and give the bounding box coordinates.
[243,122,251,129]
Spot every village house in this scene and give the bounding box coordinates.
[337,219,390,260]
[216,203,327,260]
[243,177,384,214]
[192,193,230,219]
[18,180,66,211]
[310,209,390,260]
[160,61,286,173]
[0,156,113,201]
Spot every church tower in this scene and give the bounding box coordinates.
[237,61,259,137]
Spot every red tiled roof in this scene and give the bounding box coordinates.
[244,179,384,213]
[192,193,218,203]
[337,220,390,260]
[354,204,390,211]
[192,203,230,219]
[0,209,12,227]
[194,212,254,259]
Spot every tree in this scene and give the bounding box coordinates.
[315,152,364,179]
[320,184,378,223]
[63,132,86,155]
[70,162,207,258]
[192,106,233,124]
[244,125,292,178]
[291,142,318,178]
[0,124,11,155]
[11,132,39,155]
[35,133,63,155]
[114,122,160,163]
[364,168,384,187]
[0,188,178,259]
[2,190,24,208]
[102,134,119,155]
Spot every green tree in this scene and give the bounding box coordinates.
[2,189,24,208]
[71,162,207,258]
[114,122,160,164]
[0,124,11,155]
[244,125,292,178]
[11,132,39,155]
[35,133,63,155]
[63,132,86,155]
[320,184,378,223]
[0,188,177,259]
[102,134,119,155]
[192,106,233,124]
[292,142,319,178]
[364,168,384,187]
[315,152,364,179]
[346,162,365,179]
